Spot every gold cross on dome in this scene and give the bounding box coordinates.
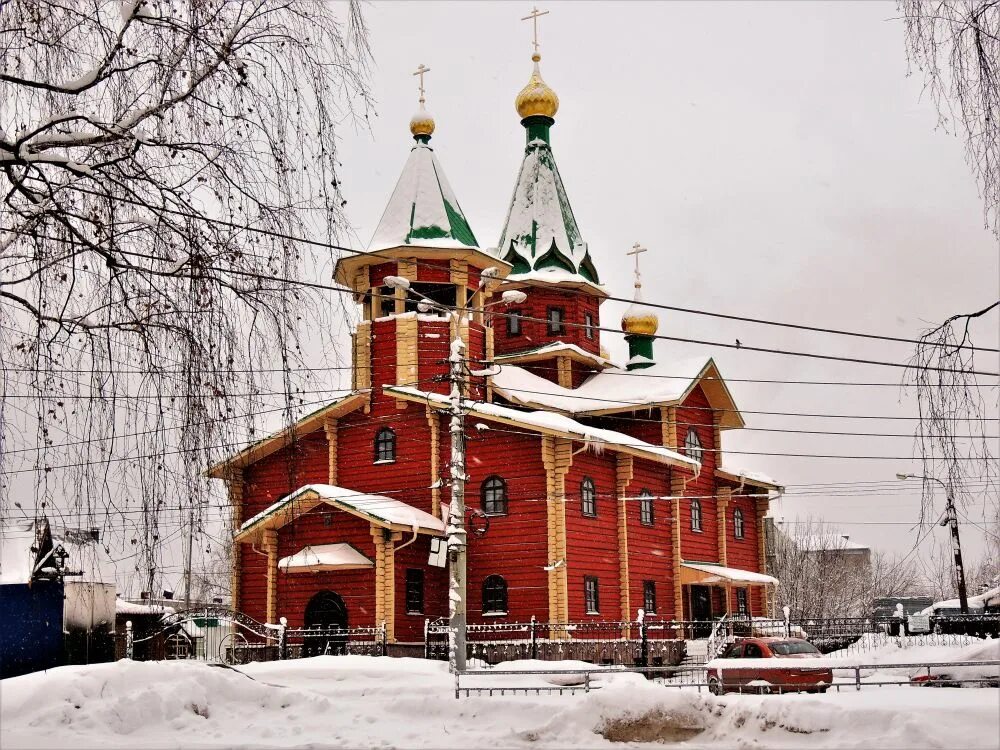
[413,64,430,105]
[521,7,550,54]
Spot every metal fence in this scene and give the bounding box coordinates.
[455,659,1000,697]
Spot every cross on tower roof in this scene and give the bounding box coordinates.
[626,242,647,289]
[413,63,430,106]
[521,6,550,55]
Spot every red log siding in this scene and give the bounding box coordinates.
[393,538,448,642]
[565,451,620,620]
[626,459,676,625]
[417,259,451,284]
[593,408,663,447]
[677,386,720,564]
[462,429,549,624]
[417,319,450,395]
[275,507,378,628]
[725,490,767,616]
[369,262,396,290]
[492,288,602,358]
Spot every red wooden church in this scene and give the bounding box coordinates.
[209,50,782,653]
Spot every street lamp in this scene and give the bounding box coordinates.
[896,472,969,613]
[385,269,523,673]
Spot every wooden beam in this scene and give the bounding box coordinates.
[542,436,572,633]
[263,528,278,624]
[324,417,338,486]
[717,487,731,567]
[616,455,633,623]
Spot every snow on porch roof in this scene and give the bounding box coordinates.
[279,543,374,573]
[680,562,779,586]
[235,484,445,543]
[384,385,698,469]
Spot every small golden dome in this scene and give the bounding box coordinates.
[515,54,559,119]
[410,108,435,138]
[622,304,659,337]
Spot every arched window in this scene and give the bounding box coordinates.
[691,498,703,532]
[639,489,654,526]
[481,475,508,515]
[374,428,396,463]
[581,477,597,517]
[684,428,703,463]
[483,575,508,614]
[733,508,745,539]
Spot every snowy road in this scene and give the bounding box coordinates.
[1,655,998,749]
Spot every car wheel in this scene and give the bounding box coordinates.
[817,686,829,694]
[708,677,724,696]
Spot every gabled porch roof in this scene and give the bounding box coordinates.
[680,561,779,587]
[234,484,444,543]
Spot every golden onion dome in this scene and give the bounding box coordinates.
[410,107,435,138]
[515,53,559,119]
[622,302,659,337]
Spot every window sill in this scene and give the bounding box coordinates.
[482,512,508,518]
[582,513,598,519]
[406,611,424,616]
[373,459,396,465]
[482,611,508,617]
[691,528,703,534]
[640,521,655,528]
[585,610,601,616]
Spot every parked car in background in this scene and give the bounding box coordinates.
[706,637,833,695]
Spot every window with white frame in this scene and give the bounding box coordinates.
[481,475,508,516]
[643,580,657,614]
[374,427,396,463]
[733,508,745,539]
[581,477,597,517]
[684,428,703,463]
[690,498,702,532]
[584,576,600,614]
[639,490,654,526]
[584,312,595,340]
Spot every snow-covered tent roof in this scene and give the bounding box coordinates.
[496,136,599,284]
[235,484,445,544]
[490,356,745,428]
[279,543,374,573]
[385,384,698,470]
[368,140,477,252]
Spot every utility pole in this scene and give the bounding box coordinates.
[183,498,195,610]
[897,473,969,614]
[942,490,970,614]
[447,331,468,674]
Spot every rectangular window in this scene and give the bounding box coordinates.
[584,312,595,340]
[378,287,396,318]
[507,310,523,336]
[639,493,654,526]
[584,576,600,614]
[547,307,565,335]
[643,581,657,615]
[736,588,749,618]
[405,568,424,614]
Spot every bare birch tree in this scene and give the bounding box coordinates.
[0,1,370,594]
[901,1,1000,527]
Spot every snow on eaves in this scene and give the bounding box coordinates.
[385,385,697,468]
[491,356,715,415]
[368,142,477,252]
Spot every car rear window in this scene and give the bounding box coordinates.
[769,640,820,655]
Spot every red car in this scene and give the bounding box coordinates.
[706,637,833,695]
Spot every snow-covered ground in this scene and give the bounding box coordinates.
[2,652,998,749]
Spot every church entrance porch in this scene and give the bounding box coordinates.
[302,590,349,656]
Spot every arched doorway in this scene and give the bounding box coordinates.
[303,590,348,657]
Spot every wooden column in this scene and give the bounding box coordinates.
[615,455,633,622]
[227,471,245,612]
[542,436,572,632]
[556,356,573,388]
[426,406,442,518]
[324,417,338,485]
[262,528,278,624]
[371,527,397,642]
[354,321,372,391]
[717,487,731,567]
[756,499,770,616]
[670,472,686,629]
[661,406,678,449]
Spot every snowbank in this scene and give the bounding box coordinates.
[2,655,998,749]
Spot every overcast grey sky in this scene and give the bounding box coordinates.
[335,1,999,566]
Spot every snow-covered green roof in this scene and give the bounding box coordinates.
[496,126,599,284]
[369,138,478,252]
